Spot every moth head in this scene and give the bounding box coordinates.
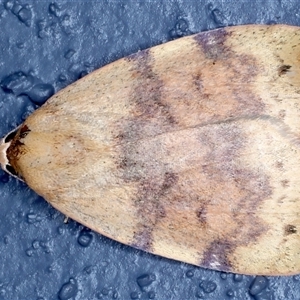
[0,126,24,181]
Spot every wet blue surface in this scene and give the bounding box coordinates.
[0,1,300,299]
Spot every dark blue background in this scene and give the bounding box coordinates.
[0,1,299,299]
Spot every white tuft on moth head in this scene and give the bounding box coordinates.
[0,126,24,181]
[0,138,10,170]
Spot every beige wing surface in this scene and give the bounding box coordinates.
[4,24,300,275]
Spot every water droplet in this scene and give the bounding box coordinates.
[220,272,227,280]
[58,74,67,82]
[21,104,35,120]
[249,276,268,296]
[84,265,93,274]
[11,3,22,15]
[26,249,33,257]
[3,236,9,244]
[175,18,189,36]
[195,290,204,299]
[44,247,51,254]
[96,292,102,299]
[63,14,70,21]
[211,8,227,26]
[26,83,55,105]
[137,273,156,289]
[101,261,109,268]
[48,265,54,273]
[101,288,109,296]
[112,291,118,299]
[4,0,13,10]
[1,72,34,95]
[58,278,78,300]
[233,274,243,282]
[38,29,47,39]
[40,241,46,248]
[293,274,300,281]
[58,226,65,235]
[27,212,42,224]
[64,49,75,59]
[32,240,40,249]
[18,211,25,218]
[49,2,61,17]
[69,64,86,80]
[0,289,6,297]
[17,6,32,27]
[170,18,190,39]
[79,70,89,79]
[16,42,25,49]
[186,270,194,278]
[227,289,235,297]
[148,291,155,299]
[130,291,140,299]
[77,229,93,247]
[199,280,217,294]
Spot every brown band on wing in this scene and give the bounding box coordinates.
[193,28,265,119]
[193,28,231,60]
[121,49,177,141]
[195,115,272,271]
[131,172,178,251]
[115,49,180,251]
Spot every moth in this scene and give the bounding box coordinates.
[1,24,300,276]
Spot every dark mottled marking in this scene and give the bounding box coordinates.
[194,28,230,60]
[275,161,284,170]
[199,124,272,271]
[131,172,178,251]
[7,138,25,160]
[19,124,31,139]
[285,224,297,235]
[278,65,291,76]
[193,73,203,91]
[161,172,178,191]
[278,109,286,119]
[281,179,289,188]
[196,204,208,228]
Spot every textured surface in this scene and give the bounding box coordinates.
[1,1,300,299]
